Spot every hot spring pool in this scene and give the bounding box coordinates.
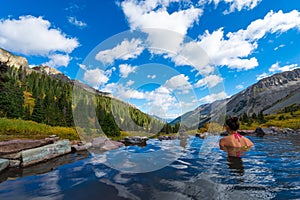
[0,134,299,200]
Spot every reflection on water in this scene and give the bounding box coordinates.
[220,146,253,176]
[0,135,299,199]
[227,156,244,175]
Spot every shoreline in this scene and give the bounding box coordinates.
[0,126,299,175]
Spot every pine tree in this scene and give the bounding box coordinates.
[31,96,45,123]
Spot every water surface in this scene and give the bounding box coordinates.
[0,135,299,200]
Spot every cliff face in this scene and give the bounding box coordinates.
[171,68,300,128]
[0,47,113,97]
[32,65,62,76]
[226,68,300,116]
[0,48,28,69]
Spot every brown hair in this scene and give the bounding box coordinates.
[226,116,240,131]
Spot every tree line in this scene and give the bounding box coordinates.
[0,63,170,137]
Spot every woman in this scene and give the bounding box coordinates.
[219,117,254,149]
[220,117,254,175]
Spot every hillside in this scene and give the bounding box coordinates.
[172,68,300,129]
[0,48,165,138]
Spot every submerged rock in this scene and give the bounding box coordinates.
[72,142,92,151]
[92,137,107,148]
[21,140,71,167]
[101,140,124,151]
[0,159,9,172]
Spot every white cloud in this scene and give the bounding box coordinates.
[121,0,202,35]
[269,62,299,73]
[121,0,203,66]
[235,84,244,90]
[101,79,184,118]
[0,15,79,64]
[67,16,87,28]
[194,74,223,88]
[173,41,212,75]
[224,0,262,13]
[43,54,71,67]
[200,0,262,13]
[102,83,145,99]
[83,68,109,88]
[198,28,258,70]
[95,38,144,65]
[256,72,268,80]
[199,92,227,104]
[274,44,285,51]
[236,10,300,41]
[257,62,299,81]
[147,74,156,79]
[126,80,134,86]
[198,10,300,70]
[119,64,137,78]
[164,74,192,92]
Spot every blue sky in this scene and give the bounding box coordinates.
[1,0,300,119]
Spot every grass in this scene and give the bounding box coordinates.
[1,109,299,142]
[0,118,79,141]
[239,110,300,130]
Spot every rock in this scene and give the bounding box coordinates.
[0,152,21,160]
[0,139,54,155]
[0,48,29,69]
[92,137,107,148]
[71,142,92,151]
[124,136,148,145]
[0,158,9,172]
[9,160,21,168]
[195,133,208,139]
[238,130,254,135]
[21,140,71,167]
[269,126,281,133]
[220,131,228,136]
[158,135,177,141]
[101,140,124,151]
[282,128,296,135]
[255,127,265,137]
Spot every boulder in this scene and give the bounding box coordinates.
[71,142,92,151]
[0,158,9,172]
[91,137,107,148]
[9,160,21,168]
[21,140,71,167]
[158,135,177,141]
[255,127,266,137]
[238,130,254,135]
[124,136,148,145]
[220,131,228,136]
[282,128,296,135]
[101,140,124,151]
[0,152,21,160]
[0,139,54,155]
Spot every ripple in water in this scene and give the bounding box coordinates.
[0,135,299,199]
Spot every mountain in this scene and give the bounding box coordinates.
[171,68,300,128]
[0,47,165,137]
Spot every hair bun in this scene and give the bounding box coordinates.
[232,116,238,122]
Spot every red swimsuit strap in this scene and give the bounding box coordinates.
[234,132,242,143]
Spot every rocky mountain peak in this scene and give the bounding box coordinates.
[32,65,62,76]
[255,68,300,90]
[0,48,29,69]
